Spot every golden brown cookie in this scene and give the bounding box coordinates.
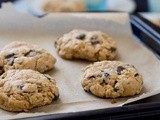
[55,29,117,61]
[82,61,143,98]
[43,0,86,12]
[0,41,56,74]
[0,69,59,112]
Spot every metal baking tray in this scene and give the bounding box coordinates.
[130,14,160,58]
[17,14,160,120]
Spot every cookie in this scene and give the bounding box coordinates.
[81,61,143,98]
[55,29,117,61]
[0,69,59,112]
[43,0,85,12]
[0,41,56,74]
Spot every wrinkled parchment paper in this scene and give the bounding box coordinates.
[0,4,159,120]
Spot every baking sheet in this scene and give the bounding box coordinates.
[141,13,160,27]
[0,5,160,120]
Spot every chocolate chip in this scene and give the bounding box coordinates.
[117,66,125,75]
[17,85,24,90]
[106,55,109,59]
[76,34,86,40]
[5,53,15,59]
[90,35,101,45]
[24,50,40,57]
[103,72,110,78]
[109,47,116,52]
[5,53,16,65]
[20,85,24,90]
[0,66,3,70]
[114,80,118,85]
[1,76,5,79]
[91,40,100,45]
[134,73,139,77]
[88,75,95,79]
[114,87,119,92]
[7,57,16,65]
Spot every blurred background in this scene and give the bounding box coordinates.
[11,0,160,14]
[0,0,160,26]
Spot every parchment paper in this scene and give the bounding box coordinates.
[0,4,160,120]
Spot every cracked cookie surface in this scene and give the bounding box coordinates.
[81,61,143,98]
[55,29,117,61]
[0,41,56,74]
[0,69,59,112]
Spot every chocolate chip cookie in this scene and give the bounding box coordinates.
[81,61,143,98]
[55,29,117,61]
[43,0,85,12]
[0,69,59,112]
[0,41,56,74]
